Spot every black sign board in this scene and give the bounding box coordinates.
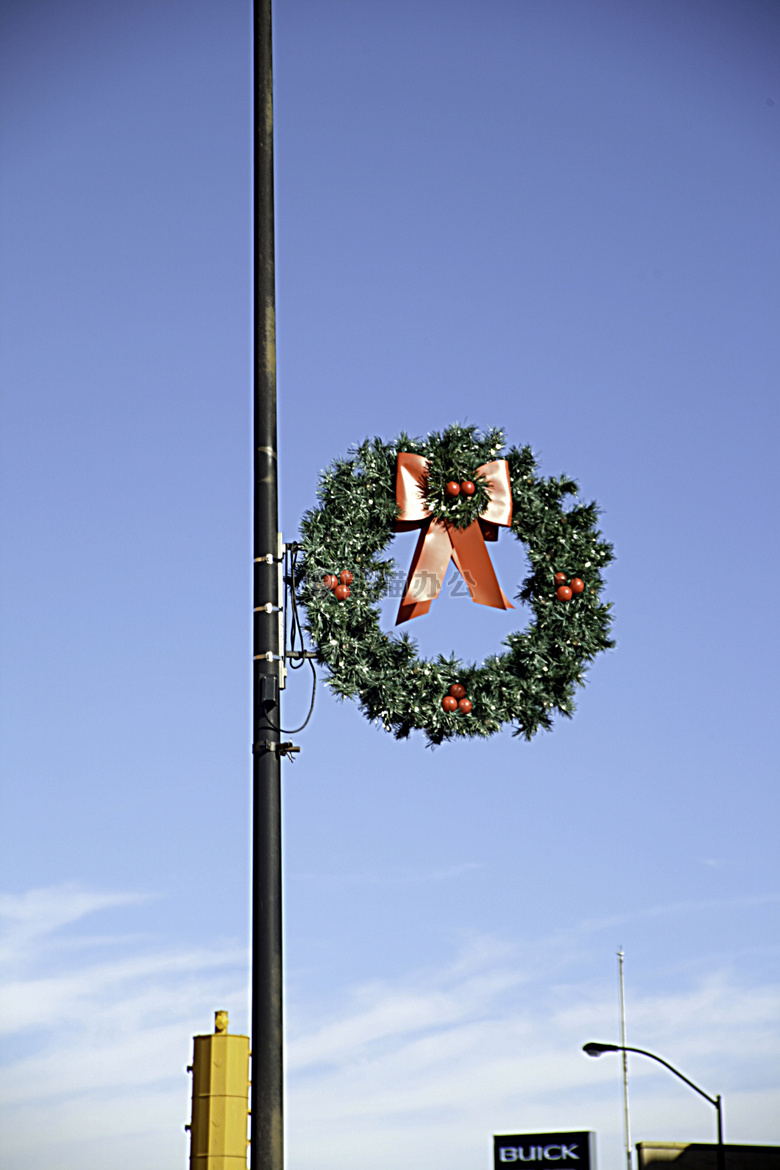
[494,1132,596,1170]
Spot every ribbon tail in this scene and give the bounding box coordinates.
[450,521,514,611]
[396,520,453,624]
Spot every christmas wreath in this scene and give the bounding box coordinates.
[299,425,614,745]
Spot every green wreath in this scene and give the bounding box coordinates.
[299,425,614,745]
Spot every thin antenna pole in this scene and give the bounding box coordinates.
[252,2,283,1170]
[618,948,632,1170]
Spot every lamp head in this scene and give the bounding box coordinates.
[583,1042,620,1057]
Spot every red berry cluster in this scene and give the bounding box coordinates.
[441,683,472,714]
[445,479,476,497]
[323,570,353,600]
[553,571,585,602]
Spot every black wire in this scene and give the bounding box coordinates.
[265,658,316,736]
[265,543,317,735]
[287,544,306,668]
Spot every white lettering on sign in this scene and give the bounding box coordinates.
[498,1147,581,1163]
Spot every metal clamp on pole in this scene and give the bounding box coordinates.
[253,740,300,760]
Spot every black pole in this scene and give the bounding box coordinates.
[252,3,282,1170]
[716,1095,725,1170]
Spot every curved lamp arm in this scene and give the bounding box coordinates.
[583,1042,717,1107]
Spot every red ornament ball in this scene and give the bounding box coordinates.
[556,585,573,601]
[442,695,459,712]
[449,683,466,699]
[445,481,461,496]
[334,584,351,601]
[460,480,476,496]
[458,698,473,714]
[570,577,585,594]
[554,572,568,585]
[322,574,338,590]
[340,570,354,585]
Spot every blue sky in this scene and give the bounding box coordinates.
[1,1,779,1168]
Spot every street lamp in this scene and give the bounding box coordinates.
[582,1042,725,1170]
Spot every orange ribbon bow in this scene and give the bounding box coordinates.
[394,452,514,624]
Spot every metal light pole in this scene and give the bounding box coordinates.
[252,2,283,1170]
[617,950,633,1170]
[583,1043,725,1170]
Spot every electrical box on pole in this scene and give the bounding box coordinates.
[187,1011,250,1170]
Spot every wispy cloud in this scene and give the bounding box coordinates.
[1,885,778,1170]
[0,884,149,965]
[540,891,780,956]
[0,884,248,1170]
